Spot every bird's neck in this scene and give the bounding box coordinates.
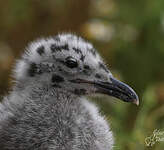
[12,81,79,106]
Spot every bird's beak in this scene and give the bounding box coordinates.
[94,76,139,106]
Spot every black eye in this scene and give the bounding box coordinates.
[65,56,78,68]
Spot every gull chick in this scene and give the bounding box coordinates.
[0,33,139,150]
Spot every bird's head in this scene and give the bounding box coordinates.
[14,33,139,105]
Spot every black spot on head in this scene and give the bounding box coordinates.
[74,89,86,95]
[58,66,63,72]
[62,44,69,50]
[89,48,96,56]
[51,44,69,53]
[95,73,101,79]
[72,47,84,61]
[51,44,61,52]
[52,74,64,83]
[28,63,37,77]
[99,62,109,73]
[84,65,90,70]
[37,46,45,56]
[73,47,82,55]
[80,55,85,62]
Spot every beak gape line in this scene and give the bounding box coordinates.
[70,77,139,106]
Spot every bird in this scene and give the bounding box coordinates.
[0,33,139,150]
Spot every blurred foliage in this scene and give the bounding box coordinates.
[0,0,164,149]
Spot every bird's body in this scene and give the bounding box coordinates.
[0,89,113,150]
[0,33,138,150]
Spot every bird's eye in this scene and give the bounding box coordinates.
[65,56,78,68]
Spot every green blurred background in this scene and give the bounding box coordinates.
[0,0,164,149]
